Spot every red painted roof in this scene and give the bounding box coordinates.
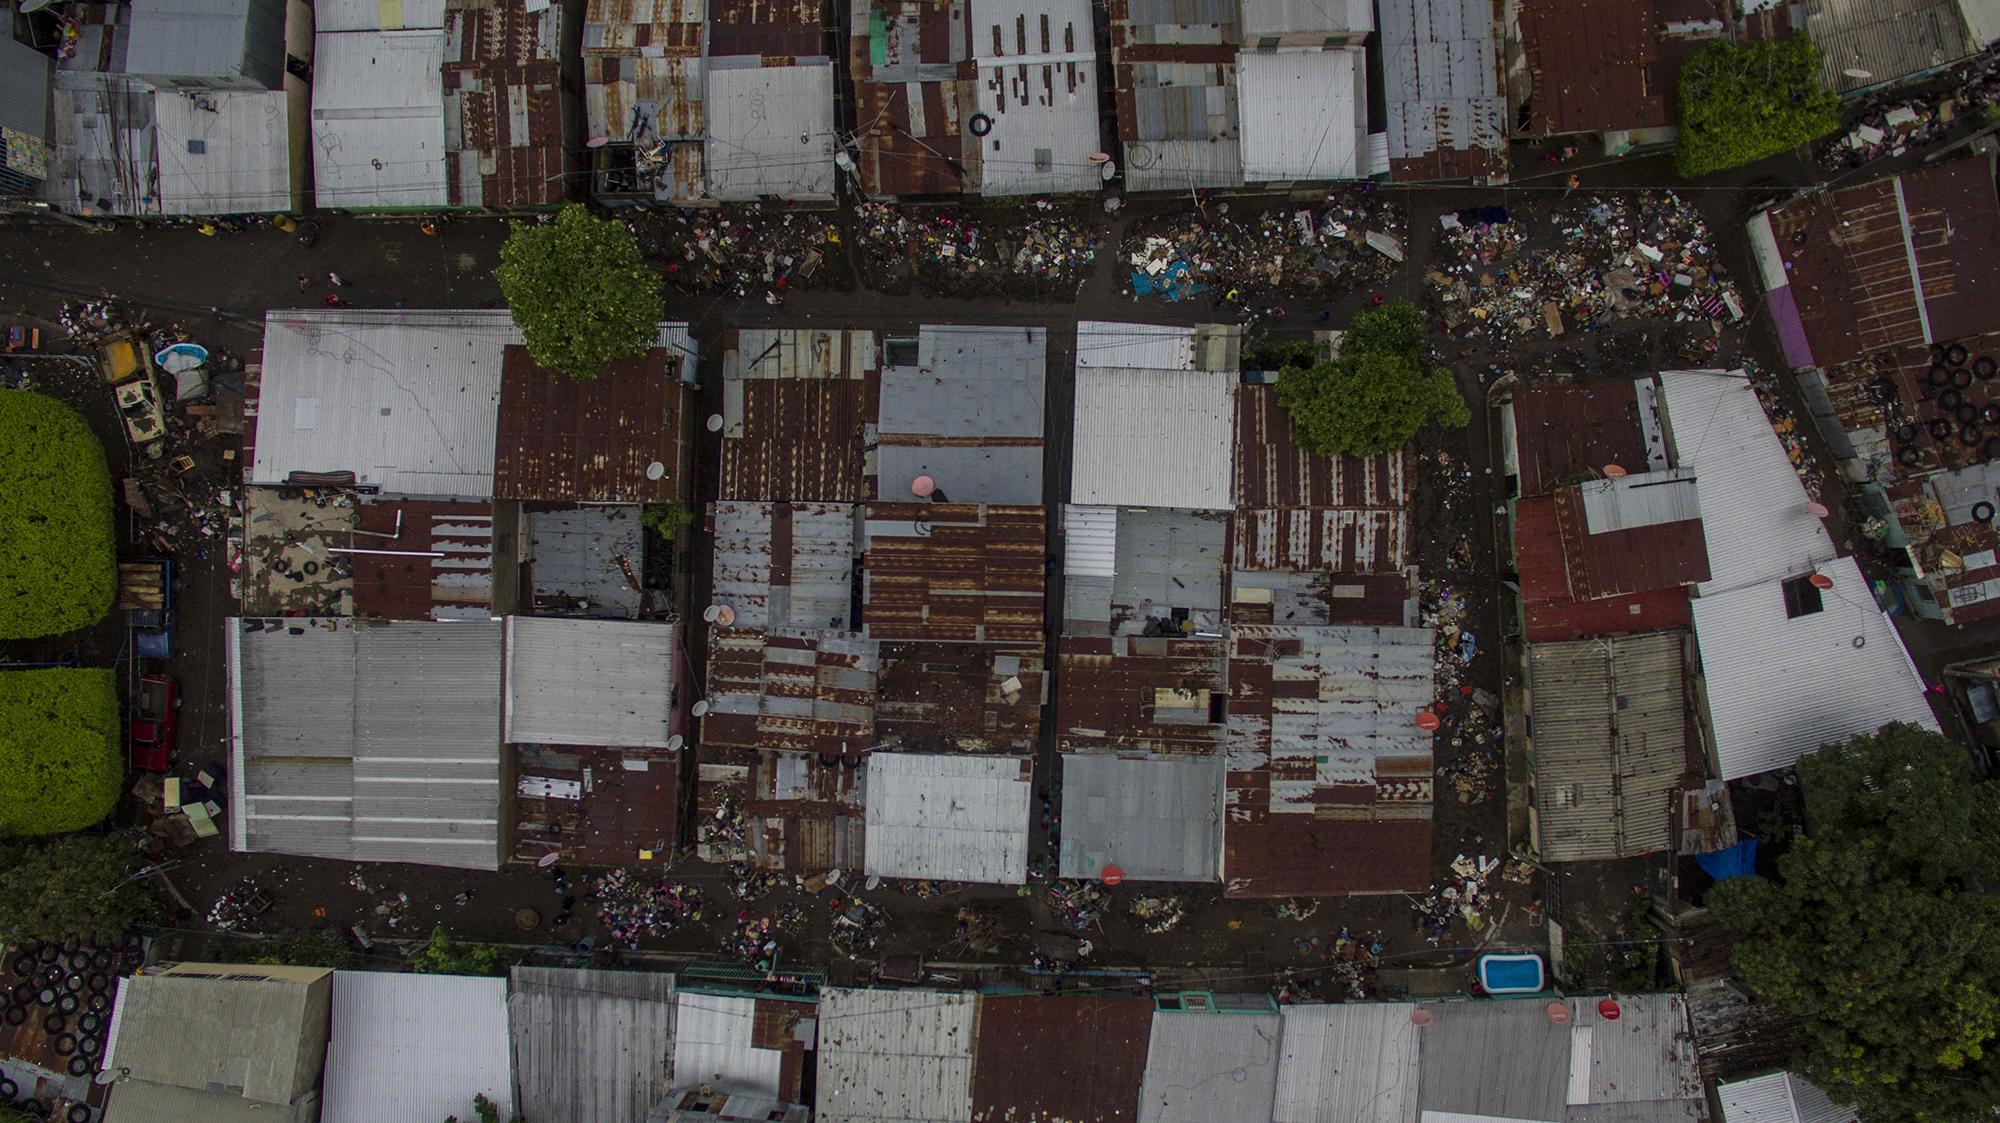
[1517,496,1694,643]
[970,997,1154,1123]
[1511,382,1651,496]
[1517,0,1667,136]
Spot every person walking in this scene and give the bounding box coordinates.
[326,271,347,287]
[296,274,310,293]
[1563,173,1582,199]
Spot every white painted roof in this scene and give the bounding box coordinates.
[251,309,513,497]
[311,30,448,209]
[967,0,1103,196]
[1692,554,1938,780]
[503,617,679,748]
[153,90,295,216]
[703,63,836,201]
[1238,48,1367,182]
[816,987,975,1123]
[317,0,446,31]
[1071,365,1234,509]
[1274,1003,1420,1123]
[863,754,1031,884]
[1717,1072,1858,1123]
[322,972,512,1123]
[1076,321,1196,370]
[673,993,784,1099]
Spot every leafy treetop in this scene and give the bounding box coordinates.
[445,1092,526,1123]
[0,391,115,639]
[1676,36,1839,178]
[0,833,155,944]
[496,204,664,382]
[409,925,513,976]
[1271,301,1468,458]
[1711,723,2000,1122]
[0,669,122,836]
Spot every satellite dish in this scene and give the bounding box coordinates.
[1409,1008,1433,1026]
[585,135,610,149]
[692,700,711,718]
[1808,571,1835,590]
[645,461,666,481]
[1101,865,1124,886]
[706,413,724,432]
[92,1067,124,1086]
[702,605,722,623]
[667,734,685,751]
[1597,998,1622,1021]
[536,851,561,868]
[1603,464,1628,478]
[911,475,936,498]
[1415,711,1441,731]
[1088,152,1112,164]
[1843,67,1873,79]
[1805,500,1830,518]
[714,605,735,626]
[1546,1001,1572,1024]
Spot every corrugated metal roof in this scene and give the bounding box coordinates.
[1076,321,1197,370]
[1137,1011,1282,1123]
[1378,0,1504,180]
[1717,1072,1858,1123]
[703,62,836,200]
[673,993,812,1101]
[229,617,506,870]
[124,0,285,87]
[1240,0,1374,33]
[504,617,680,748]
[876,325,1044,502]
[711,501,858,631]
[1805,0,1978,94]
[320,0,448,30]
[1567,994,1701,1107]
[1416,1001,1569,1120]
[0,37,52,144]
[701,627,878,755]
[1056,635,1228,755]
[971,995,1155,1123]
[708,0,824,55]
[104,1080,316,1123]
[1272,1003,1420,1123]
[494,343,688,503]
[509,967,676,1123]
[817,988,976,1123]
[252,309,514,497]
[1509,379,1660,497]
[526,506,646,618]
[861,503,1045,642]
[1515,495,1694,644]
[1235,386,1409,572]
[583,0,705,202]
[107,971,330,1109]
[323,972,512,1123]
[1692,554,1939,781]
[863,752,1032,882]
[442,0,567,208]
[1515,0,1666,137]
[966,0,1103,196]
[349,499,495,622]
[875,641,1045,754]
[51,76,157,216]
[1222,624,1435,896]
[311,30,449,209]
[152,90,296,215]
[1057,752,1222,881]
[1071,366,1234,509]
[1237,47,1366,182]
[1105,506,1228,633]
[1528,632,1690,862]
[720,328,878,501]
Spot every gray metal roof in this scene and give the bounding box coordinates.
[967,0,1103,196]
[1058,752,1222,881]
[323,971,513,1123]
[863,753,1033,884]
[816,987,976,1123]
[153,90,297,215]
[0,38,52,142]
[227,617,506,870]
[1237,47,1367,182]
[876,325,1045,504]
[504,617,680,749]
[125,0,286,89]
[252,310,514,497]
[1072,367,1234,509]
[1272,1003,1420,1123]
[1240,0,1374,34]
[50,76,157,216]
[1121,59,1245,193]
[1528,632,1688,862]
[508,967,676,1123]
[527,506,646,618]
[1109,506,1228,634]
[1416,1000,1570,1120]
[672,993,786,1097]
[1717,1072,1858,1123]
[711,501,857,630]
[1137,1011,1282,1123]
[1804,0,1979,94]
[1568,994,1701,1107]
[703,62,835,201]
[104,970,331,1111]
[311,29,449,209]
[1378,0,1504,166]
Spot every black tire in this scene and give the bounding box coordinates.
[1976,502,1996,523]
[63,953,87,973]
[88,949,111,971]
[77,1034,99,1057]
[1940,388,1963,411]
[67,1106,90,1123]
[85,975,109,994]
[2,1007,22,1027]
[1949,342,1971,366]
[1929,362,1953,386]
[63,1055,89,1078]
[1977,356,1998,380]
[1900,446,1924,467]
[10,984,33,1006]
[0,1077,14,1097]
[1962,425,1986,447]
[36,946,57,964]
[41,1013,62,1034]
[1929,418,1953,440]
[1897,422,1921,443]
[77,1012,99,1034]
[303,560,319,576]
[87,992,109,1014]
[54,994,77,1015]
[1955,367,1975,389]
[34,987,55,1006]
[52,1034,73,1058]
[1957,403,1979,425]
[10,956,33,979]
[968,113,994,137]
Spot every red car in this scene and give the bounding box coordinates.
[131,676,177,772]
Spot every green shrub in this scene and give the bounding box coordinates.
[0,392,115,638]
[1676,37,1840,178]
[641,502,694,539]
[0,833,154,942]
[0,669,121,835]
[408,925,513,976]
[1273,301,1468,457]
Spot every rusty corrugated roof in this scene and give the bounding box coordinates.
[1516,0,1667,137]
[701,627,879,755]
[720,381,874,500]
[708,0,825,57]
[854,80,969,197]
[584,0,705,200]
[1056,635,1227,755]
[1233,386,1409,572]
[494,346,687,503]
[970,996,1154,1123]
[875,642,1044,754]
[697,743,866,871]
[861,503,1045,643]
[348,500,496,622]
[513,743,680,864]
[1516,495,1693,643]
[1510,380,1656,496]
[443,0,569,208]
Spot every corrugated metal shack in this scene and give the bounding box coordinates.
[322,972,513,1123]
[1237,47,1369,181]
[1414,995,1702,1120]
[861,503,1045,642]
[348,499,497,622]
[964,0,1104,196]
[1801,0,1987,96]
[849,0,970,196]
[2,38,53,199]
[1509,0,1670,140]
[583,0,706,204]
[1272,1003,1420,1123]
[672,992,813,1103]
[719,327,880,502]
[1057,635,1228,755]
[1071,322,1236,510]
[1137,1010,1283,1123]
[1378,0,1505,180]
[1062,505,1228,635]
[504,617,681,748]
[876,642,1045,753]
[704,0,835,200]
[442,0,570,208]
[862,752,1032,883]
[711,501,859,630]
[816,988,976,1123]
[970,996,1154,1123]
[312,22,450,209]
[1108,0,1244,193]
[508,967,676,1123]
[494,339,693,504]
[103,966,331,1123]
[1057,751,1222,881]
[524,506,649,619]
[876,324,1046,504]
[1234,385,1409,574]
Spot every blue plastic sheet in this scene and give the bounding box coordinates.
[1695,839,1758,880]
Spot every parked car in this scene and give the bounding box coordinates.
[119,559,174,659]
[130,676,177,772]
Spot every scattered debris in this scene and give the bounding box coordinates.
[630,207,838,296]
[586,868,704,949]
[856,201,1099,297]
[1121,191,1404,305]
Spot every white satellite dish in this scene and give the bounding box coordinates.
[706,413,724,432]
[645,461,666,481]
[585,135,610,149]
[702,605,722,623]
[667,734,685,751]
[1843,67,1873,79]
[692,700,711,718]
[93,1067,124,1086]
[536,851,561,868]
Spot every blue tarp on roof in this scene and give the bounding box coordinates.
[1695,838,1758,880]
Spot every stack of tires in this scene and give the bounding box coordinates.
[1891,342,2000,470]
[0,936,142,1119]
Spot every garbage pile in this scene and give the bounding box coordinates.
[829,899,886,958]
[1128,895,1184,934]
[1046,879,1106,932]
[855,202,1098,297]
[696,796,749,863]
[586,869,704,949]
[1819,47,2000,169]
[1410,853,1505,942]
[1122,191,1405,305]
[722,907,803,967]
[631,208,835,297]
[725,862,783,902]
[1425,192,1741,345]
[206,878,273,931]
[1744,357,1827,498]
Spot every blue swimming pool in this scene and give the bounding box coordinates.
[1478,953,1546,994]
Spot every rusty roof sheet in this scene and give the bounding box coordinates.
[443,0,568,208]
[494,346,686,503]
[698,744,867,872]
[583,0,704,200]
[853,80,969,196]
[720,328,881,502]
[1815,334,2000,479]
[860,503,1045,643]
[1516,495,1693,643]
[970,996,1154,1123]
[708,0,826,57]
[1230,569,1415,627]
[711,501,858,631]
[1233,388,1409,572]
[1764,158,2000,369]
[513,743,680,865]
[1516,0,1666,137]
[701,627,879,756]
[348,500,496,622]
[1509,379,1662,496]
[1222,624,1434,897]
[1056,635,1227,755]
[876,642,1045,754]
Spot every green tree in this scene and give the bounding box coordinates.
[641,502,694,540]
[495,204,664,381]
[1272,301,1467,457]
[0,833,155,944]
[0,668,122,835]
[408,925,513,976]
[1676,36,1840,178]
[444,1093,526,1123]
[1710,724,2000,1122]
[0,391,114,638]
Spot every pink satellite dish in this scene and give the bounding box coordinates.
[911,475,937,497]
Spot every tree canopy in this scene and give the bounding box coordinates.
[1676,37,1840,178]
[409,925,513,976]
[1271,301,1468,458]
[0,391,114,639]
[495,204,664,381]
[0,833,154,944]
[1710,723,2000,1122]
[0,669,121,835]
